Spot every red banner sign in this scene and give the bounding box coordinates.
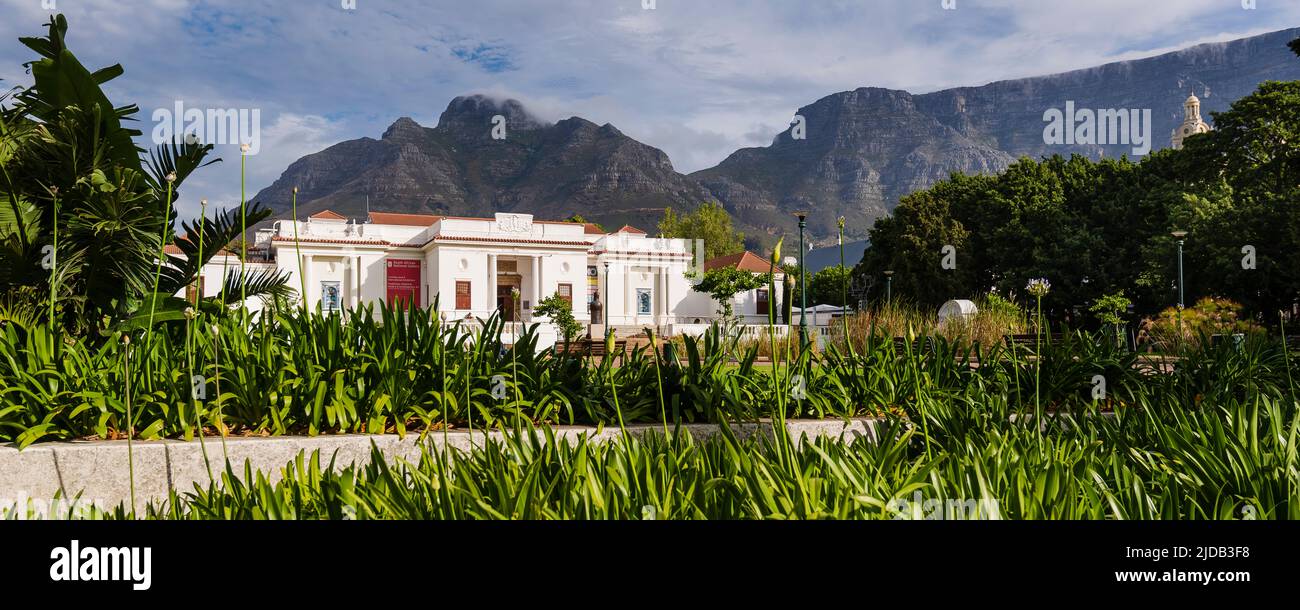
[386,259,422,308]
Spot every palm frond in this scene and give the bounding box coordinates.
[214,265,294,307]
[144,138,219,192]
[158,202,274,295]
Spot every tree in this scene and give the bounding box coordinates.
[658,202,745,261]
[1177,80,1300,319]
[855,182,974,309]
[533,293,583,348]
[566,214,602,232]
[810,265,852,307]
[0,15,288,335]
[692,267,769,321]
[1090,290,1132,342]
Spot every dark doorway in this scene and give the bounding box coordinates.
[497,285,517,322]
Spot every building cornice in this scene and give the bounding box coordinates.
[422,235,592,248]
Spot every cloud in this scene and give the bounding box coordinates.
[0,0,1296,217]
[171,112,348,220]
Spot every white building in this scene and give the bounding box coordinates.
[701,251,786,326]
[191,210,716,346]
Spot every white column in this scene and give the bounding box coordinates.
[487,253,497,314]
[302,254,314,309]
[354,255,362,309]
[623,262,631,327]
[532,255,541,308]
[658,266,668,327]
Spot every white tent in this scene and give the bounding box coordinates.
[938,300,978,325]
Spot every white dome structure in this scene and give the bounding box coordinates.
[1172,93,1211,150]
[938,300,978,325]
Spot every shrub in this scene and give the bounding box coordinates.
[1139,297,1264,351]
[534,293,583,346]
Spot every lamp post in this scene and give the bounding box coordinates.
[884,270,894,305]
[1171,230,1188,339]
[794,211,809,349]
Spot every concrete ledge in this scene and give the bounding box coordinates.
[1,418,884,511]
[0,444,61,502]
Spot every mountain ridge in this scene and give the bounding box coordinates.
[250,27,1300,250]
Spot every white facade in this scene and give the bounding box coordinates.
[197,211,716,343]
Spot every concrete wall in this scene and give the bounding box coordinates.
[0,419,883,514]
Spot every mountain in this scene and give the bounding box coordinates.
[251,28,1300,251]
[693,27,1300,247]
[692,87,1016,243]
[250,94,713,231]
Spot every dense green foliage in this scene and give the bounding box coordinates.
[50,340,1300,519]
[0,16,287,336]
[855,61,1300,323]
[810,265,852,307]
[4,295,1300,452]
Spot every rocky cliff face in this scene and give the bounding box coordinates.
[253,28,1300,247]
[694,27,1300,246]
[251,94,713,230]
[692,87,1017,242]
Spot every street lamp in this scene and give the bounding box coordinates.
[884,270,895,304]
[1171,230,1188,339]
[794,211,809,349]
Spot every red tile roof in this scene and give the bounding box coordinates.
[310,210,347,220]
[164,243,239,257]
[584,223,606,235]
[616,224,647,235]
[704,251,777,274]
[368,212,441,227]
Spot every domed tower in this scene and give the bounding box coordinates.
[1171,94,1211,150]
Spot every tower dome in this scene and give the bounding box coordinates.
[1172,93,1211,150]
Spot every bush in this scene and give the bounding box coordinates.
[1139,297,1263,351]
[534,294,583,346]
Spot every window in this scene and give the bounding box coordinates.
[455,281,472,310]
[637,288,652,315]
[558,283,573,306]
[756,288,769,316]
[321,281,342,313]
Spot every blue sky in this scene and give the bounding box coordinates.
[2,0,1297,221]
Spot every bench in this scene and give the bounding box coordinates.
[891,336,936,355]
[562,339,628,358]
[1003,333,1065,351]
